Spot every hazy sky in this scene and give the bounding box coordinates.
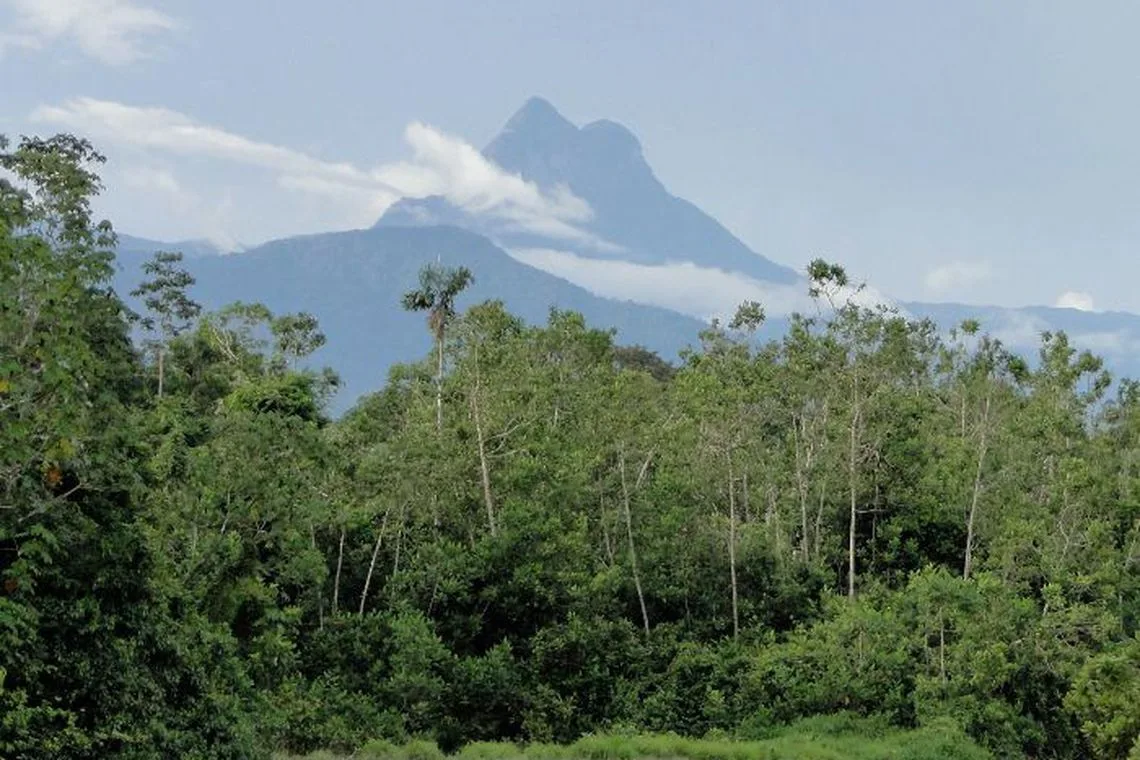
[4,1,1139,313]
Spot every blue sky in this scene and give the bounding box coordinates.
[3,1,1139,313]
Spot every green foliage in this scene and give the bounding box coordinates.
[278,722,992,760]
[1066,637,1140,759]
[401,264,475,338]
[8,131,1140,758]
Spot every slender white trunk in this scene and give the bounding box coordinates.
[392,504,404,576]
[964,390,991,579]
[727,450,740,639]
[794,417,810,561]
[470,365,496,536]
[332,526,345,614]
[358,505,391,616]
[157,346,165,399]
[619,450,651,636]
[814,484,827,560]
[742,470,751,524]
[939,610,947,682]
[310,523,323,630]
[848,391,859,600]
[600,495,615,565]
[435,333,444,431]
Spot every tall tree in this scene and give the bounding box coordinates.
[936,320,1020,580]
[272,311,326,369]
[807,259,872,600]
[402,263,473,430]
[132,250,201,398]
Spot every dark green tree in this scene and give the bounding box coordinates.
[132,250,202,398]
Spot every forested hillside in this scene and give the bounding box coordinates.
[111,225,707,412]
[4,136,1140,760]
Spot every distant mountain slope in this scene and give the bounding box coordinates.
[115,96,1140,404]
[116,233,233,259]
[114,226,705,411]
[905,300,1140,379]
[379,97,799,284]
[378,96,1140,383]
[114,224,1140,417]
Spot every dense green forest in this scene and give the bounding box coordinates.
[4,135,1140,760]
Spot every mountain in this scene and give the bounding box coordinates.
[380,97,1140,382]
[903,301,1140,370]
[116,233,234,259]
[114,226,705,410]
[379,97,800,284]
[116,97,1140,409]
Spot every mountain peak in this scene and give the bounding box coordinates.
[383,98,802,286]
[501,96,576,138]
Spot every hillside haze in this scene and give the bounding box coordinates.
[113,225,704,410]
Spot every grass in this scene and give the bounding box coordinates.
[276,717,991,760]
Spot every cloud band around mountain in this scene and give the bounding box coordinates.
[30,97,606,247]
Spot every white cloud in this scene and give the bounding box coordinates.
[32,98,383,186]
[276,173,398,233]
[30,98,607,244]
[380,123,588,222]
[508,248,895,322]
[924,260,993,294]
[114,165,241,251]
[122,165,189,203]
[377,122,618,249]
[1055,290,1096,311]
[1,0,176,65]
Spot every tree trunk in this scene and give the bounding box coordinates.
[814,483,827,560]
[794,417,810,561]
[963,390,991,580]
[310,523,324,630]
[435,333,444,431]
[392,504,404,576]
[727,450,740,639]
[157,346,165,399]
[939,610,947,682]
[848,397,859,600]
[742,470,751,523]
[470,368,496,536]
[332,526,346,614]
[600,494,615,565]
[619,450,651,637]
[358,505,391,616]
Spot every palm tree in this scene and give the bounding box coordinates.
[401,263,474,430]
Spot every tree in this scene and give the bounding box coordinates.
[132,250,202,398]
[401,264,473,430]
[934,321,1021,580]
[1,134,260,758]
[1065,637,1140,759]
[272,311,326,369]
[778,312,840,564]
[15,129,1140,757]
[449,301,532,538]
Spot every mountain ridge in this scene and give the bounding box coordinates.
[114,224,706,411]
[115,96,1140,408]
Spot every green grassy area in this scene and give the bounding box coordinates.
[278,718,990,760]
